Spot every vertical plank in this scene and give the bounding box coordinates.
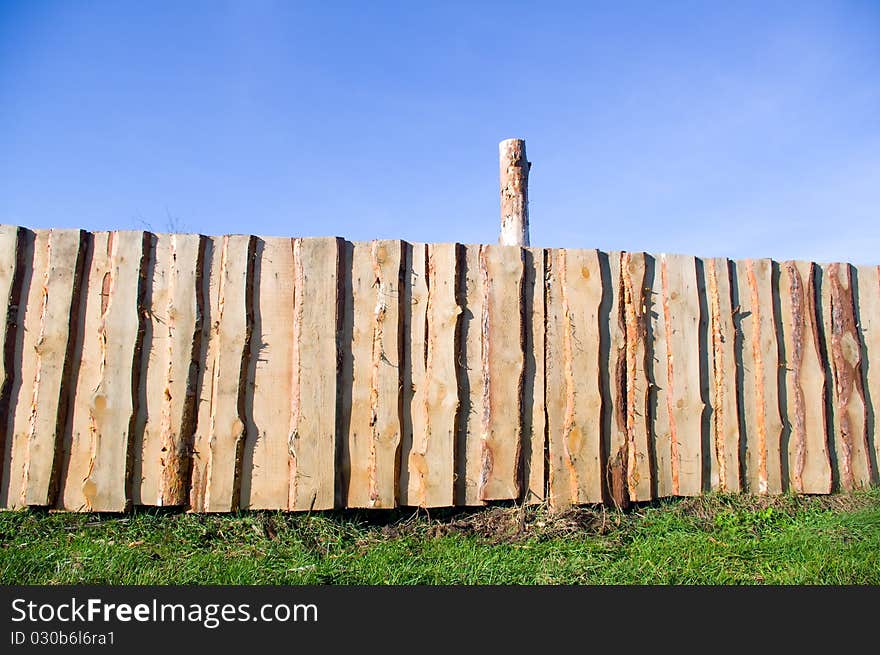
[136,233,201,506]
[659,254,703,496]
[522,247,546,503]
[734,258,783,494]
[290,237,341,510]
[456,244,485,506]
[0,226,23,508]
[4,230,83,508]
[854,264,880,482]
[648,255,674,498]
[240,236,295,510]
[779,261,831,493]
[400,243,427,506]
[58,231,145,511]
[1,229,39,509]
[621,252,652,501]
[546,248,603,507]
[189,234,252,512]
[405,243,459,507]
[343,240,402,508]
[705,258,741,492]
[822,263,872,489]
[604,251,628,505]
[479,244,524,501]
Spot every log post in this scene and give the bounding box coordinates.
[499,138,530,247]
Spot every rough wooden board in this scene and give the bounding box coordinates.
[343,240,403,508]
[9,230,83,508]
[478,244,523,501]
[854,264,880,483]
[189,235,252,512]
[522,247,546,503]
[779,261,831,493]
[604,251,628,506]
[239,236,294,510]
[135,233,202,506]
[406,243,459,507]
[734,258,783,495]
[0,227,20,483]
[648,255,674,498]
[0,229,38,509]
[368,240,403,508]
[622,252,652,502]
[705,258,741,492]
[290,237,341,511]
[399,243,427,507]
[546,248,603,508]
[660,254,703,496]
[57,232,145,511]
[823,263,872,489]
[456,244,485,506]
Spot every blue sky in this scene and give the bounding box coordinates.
[1,1,878,263]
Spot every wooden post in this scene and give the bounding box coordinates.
[499,138,530,247]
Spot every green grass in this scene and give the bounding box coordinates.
[1,491,879,584]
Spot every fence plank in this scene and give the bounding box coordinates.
[622,252,652,501]
[343,240,402,508]
[603,252,628,505]
[456,244,485,506]
[189,235,252,512]
[546,248,603,507]
[10,230,83,508]
[58,232,144,511]
[523,247,546,503]
[404,243,459,507]
[289,237,341,510]
[734,258,783,494]
[855,264,880,484]
[0,226,22,508]
[239,236,295,510]
[136,233,201,506]
[823,263,872,489]
[779,262,832,493]
[659,254,703,496]
[649,256,674,498]
[479,245,523,501]
[1,229,40,509]
[705,258,740,492]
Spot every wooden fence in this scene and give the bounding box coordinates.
[0,224,878,512]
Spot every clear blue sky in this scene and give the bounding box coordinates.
[2,1,878,263]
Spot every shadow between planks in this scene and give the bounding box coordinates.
[0,224,878,512]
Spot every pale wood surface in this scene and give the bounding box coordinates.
[290,237,341,510]
[780,261,831,493]
[59,232,144,511]
[705,258,741,492]
[457,244,486,506]
[734,259,784,494]
[136,233,201,506]
[343,240,402,508]
[660,254,703,496]
[1,229,40,509]
[523,247,546,503]
[546,248,603,507]
[189,235,252,512]
[4,230,83,508]
[240,236,295,510]
[823,263,872,489]
[406,243,459,507]
[855,264,880,484]
[479,245,523,501]
[622,252,652,501]
[605,251,628,506]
